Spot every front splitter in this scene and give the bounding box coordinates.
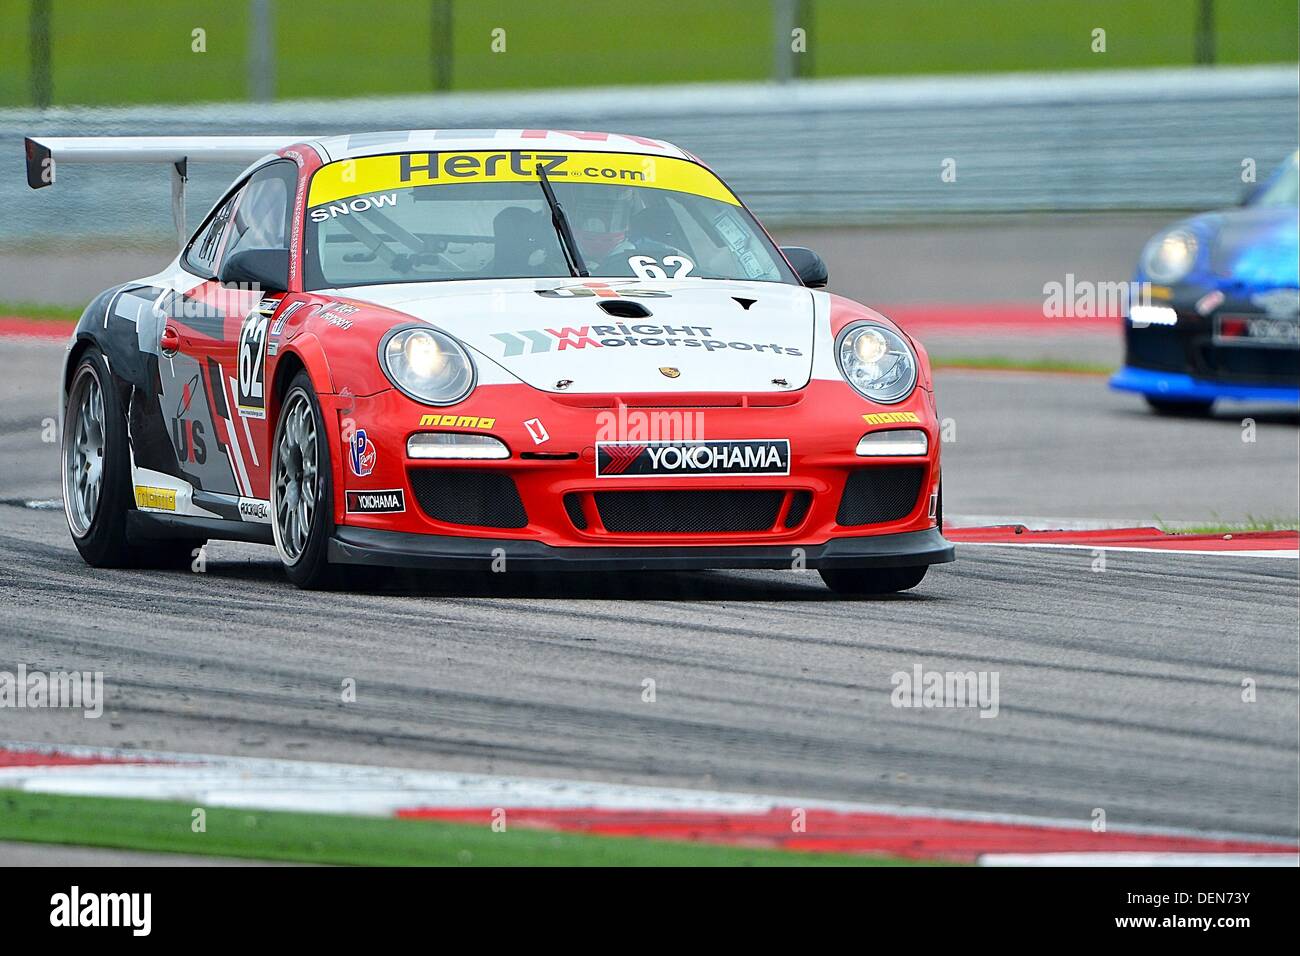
[328,525,954,572]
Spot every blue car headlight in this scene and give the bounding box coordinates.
[1141,228,1199,283]
[380,326,475,406]
[836,322,918,404]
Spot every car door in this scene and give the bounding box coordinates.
[159,161,297,515]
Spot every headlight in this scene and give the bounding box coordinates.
[1141,229,1198,283]
[836,322,918,404]
[380,326,475,405]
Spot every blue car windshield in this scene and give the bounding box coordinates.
[1251,152,1299,208]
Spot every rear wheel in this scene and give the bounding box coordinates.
[63,348,203,568]
[272,372,337,589]
[1145,396,1213,417]
[819,565,928,596]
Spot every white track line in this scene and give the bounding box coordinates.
[958,541,1298,559]
[950,515,1168,531]
[979,852,1299,867]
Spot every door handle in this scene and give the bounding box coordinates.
[160,324,180,356]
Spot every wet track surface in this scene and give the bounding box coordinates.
[1,336,1297,838]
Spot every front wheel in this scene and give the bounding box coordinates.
[271,372,337,589]
[819,565,928,596]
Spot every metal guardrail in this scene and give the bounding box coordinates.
[2,66,1296,243]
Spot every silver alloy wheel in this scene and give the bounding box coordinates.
[63,367,106,538]
[272,389,319,563]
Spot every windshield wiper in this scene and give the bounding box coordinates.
[535,163,589,277]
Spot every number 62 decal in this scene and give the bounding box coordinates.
[236,308,269,419]
[628,254,694,280]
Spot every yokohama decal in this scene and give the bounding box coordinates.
[346,489,405,514]
[596,439,790,478]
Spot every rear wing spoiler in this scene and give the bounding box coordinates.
[24,135,305,246]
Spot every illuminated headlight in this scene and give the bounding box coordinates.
[836,322,918,404]
[856,429,928,456]
[381,326,475,405]
[1129,305,1178,328]
[1141,229,1198,283]
[407,433,509,459]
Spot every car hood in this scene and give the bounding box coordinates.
[336,278,817,393]
[1190,205,1300,288]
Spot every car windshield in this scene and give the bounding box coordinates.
[1250,152,1299,208]
[302,151,797,289]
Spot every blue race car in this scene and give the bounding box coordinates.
[1111,151,1299,415]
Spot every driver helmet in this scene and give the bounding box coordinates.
[569,186,634,259]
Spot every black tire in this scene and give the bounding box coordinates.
[271,371,337,589]
[1145,396,1213,417]
[62,348,204,568]
[819,565,929,596]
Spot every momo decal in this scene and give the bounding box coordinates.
[348,428,377,477]
[491,324,802,357]
[418,414,496,429]
[597,440,790,478]
[134,486,177,511]
[346,489,406,514]
[863,412,921,425]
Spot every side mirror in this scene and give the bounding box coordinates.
[781,246,828,288]
[218,248,289,293]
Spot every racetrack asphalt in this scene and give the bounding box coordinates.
[0,335,1296,840]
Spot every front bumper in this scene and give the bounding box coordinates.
[334,379,945,549]
[1115,282,1299,402]
[329,525,954,572]
[1109,365,1300,404]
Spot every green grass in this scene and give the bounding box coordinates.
[1157,516,1299,535]
[0,0,1294,107]
[932,356,1113,375]
[815,0,1299,77]
[0,790,914,866]
[0,300,83,322]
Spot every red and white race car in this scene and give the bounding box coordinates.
[28,129,952,593]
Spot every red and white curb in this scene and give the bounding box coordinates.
[946,524,1299,560]
[2,743,1294,865]
[0,318,71,341]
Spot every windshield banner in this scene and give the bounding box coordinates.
[307,151,740,208]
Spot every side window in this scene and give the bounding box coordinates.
[224,162,297,261]
[183,190,240,278]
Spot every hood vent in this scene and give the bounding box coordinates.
[597,299,652,319]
